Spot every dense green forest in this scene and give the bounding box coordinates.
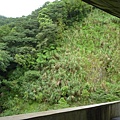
[0,0,120,116]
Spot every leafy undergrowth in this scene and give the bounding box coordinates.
[1,9,120,116]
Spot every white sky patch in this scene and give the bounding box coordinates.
[0,0,55,17]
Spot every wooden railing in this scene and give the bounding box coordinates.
[0,101,120,120]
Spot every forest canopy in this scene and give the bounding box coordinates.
[0,0,120,116]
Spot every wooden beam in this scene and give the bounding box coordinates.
[82,0,120,18]
[0,101,120,120]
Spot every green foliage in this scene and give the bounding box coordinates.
[0,0,120,117]
[36,47,57,68]
[15,53,36,69]
[0,15,15,26]
[55,97,69,108]
[0,25,11,39]
[0,50,12,71]
[37,0,91,48]
[23,70,40,82]
[63,0,82,23]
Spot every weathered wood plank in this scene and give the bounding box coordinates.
[82,0,120,18]
[0,101,120,120]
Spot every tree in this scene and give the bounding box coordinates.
[0,50,12,71]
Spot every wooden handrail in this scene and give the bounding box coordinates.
[0,101,120,120]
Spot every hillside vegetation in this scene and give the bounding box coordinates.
[0,0,120,116]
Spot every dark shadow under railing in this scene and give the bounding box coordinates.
[0,101,120,120]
